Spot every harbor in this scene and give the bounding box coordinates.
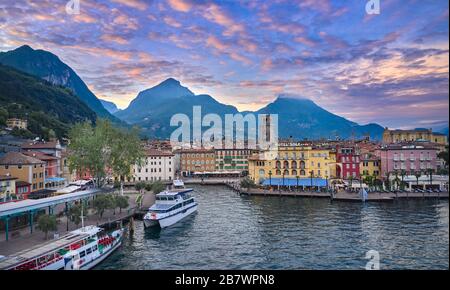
[1,182,448,269]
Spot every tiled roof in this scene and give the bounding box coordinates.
[22,151,58,161]
[21,141,60,150]
[0,152,45,165]
[145,149,174,157]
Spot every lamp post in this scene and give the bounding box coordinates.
[325,175,329,193]
[282,171,285,191]
[310,171,313,192]
[296,175,299,192]
[268,170,272,190]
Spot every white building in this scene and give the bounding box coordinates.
[132,149,174,182]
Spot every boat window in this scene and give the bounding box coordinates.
[86,248,92,255]
[80,251,86,258]
[92,245,98,251]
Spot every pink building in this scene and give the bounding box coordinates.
[377,143,438,178]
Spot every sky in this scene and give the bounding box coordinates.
[0,0,448,130]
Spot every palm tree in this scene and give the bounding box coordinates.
[414,170,422,190]
[400,169,407,191]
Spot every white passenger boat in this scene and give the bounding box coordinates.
[143,179,197,228]
[0,225,123,270]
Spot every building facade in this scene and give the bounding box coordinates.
[359,153,381,179]
[6,118,27,130]
[248,144,336,184]
[0,152,45,192]
[215,148,254,173]
[382,128,448,152]
[336,146,360,180]
[176,149,216,176]
[132,149,174,182]
[377,143,438,178]
[21,140,62,176]
[0,175,17,202]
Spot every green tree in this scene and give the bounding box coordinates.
[115,195,129,213]
[144,182,153,192]
[93,195,113,219]
[110,125,144,195]
[152,181,165,194]
[68,119,144,189]
[240,177,255,191]
[0,107,8,126]
[437,146,449,167]
[135,182,146,194]
[414,170,422,189]
[37,214,58,240]
[68,204,82,227]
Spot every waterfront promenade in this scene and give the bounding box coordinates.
[0,190,155,256]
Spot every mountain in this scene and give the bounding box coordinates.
[0,64,96,139]
[116,79,384,140]
[0,45,121,123]
[100,99,121,114]
[255,96,384,140]
[116,78,238,138]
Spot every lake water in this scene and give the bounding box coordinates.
[97,185,449,270]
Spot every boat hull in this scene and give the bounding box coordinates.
[144,204,198,229]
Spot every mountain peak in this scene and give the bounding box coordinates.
[277,94,312,102]
[16,44,34,52]
[160,77,181,86]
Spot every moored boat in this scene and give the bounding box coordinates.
[0,225,123,270]
[143,179,197,228]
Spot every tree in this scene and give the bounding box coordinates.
[37,214,58,240]
[68,204,82,227]
[152,181,165,194]
[400,170,407,190]
[135,182,146,194]
[144,182,153,192]
[240,177,255,191]
[68,119,144,190]
[414,170,422,188]
[109,125,144,195]
[437,146,449,167]
[115,196,129,213]
[93,195,113,219]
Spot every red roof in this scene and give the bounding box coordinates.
[0,152,45,165]
[22,151,58,161]
[21,140,60,150]
[145,149,174,157]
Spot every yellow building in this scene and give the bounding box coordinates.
[6,118,28,130]
[248,144,336,184]
[0,152,45,192]
[359,153,381,179]
[0,175,17,201]
[382,128,448,152]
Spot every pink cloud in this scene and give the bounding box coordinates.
[110,0,148,11]
[167,0,192,12]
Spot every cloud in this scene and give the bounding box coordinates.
[110,0,149,11]
[167,0,192,12]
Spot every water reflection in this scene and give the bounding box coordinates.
[97,185,449,270]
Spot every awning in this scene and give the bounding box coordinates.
[262,178,328,187]
[45,177,66,183]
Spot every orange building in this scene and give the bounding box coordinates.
[175,149,216,176]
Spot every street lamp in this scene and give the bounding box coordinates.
[325,175,329,192]
[310,171,314,192]
[296,175,299,191]
[268,170,272,189]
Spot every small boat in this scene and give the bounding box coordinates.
[0,225,123,270]
[143,179,197,228]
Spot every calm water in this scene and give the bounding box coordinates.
[97,185,449,270]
